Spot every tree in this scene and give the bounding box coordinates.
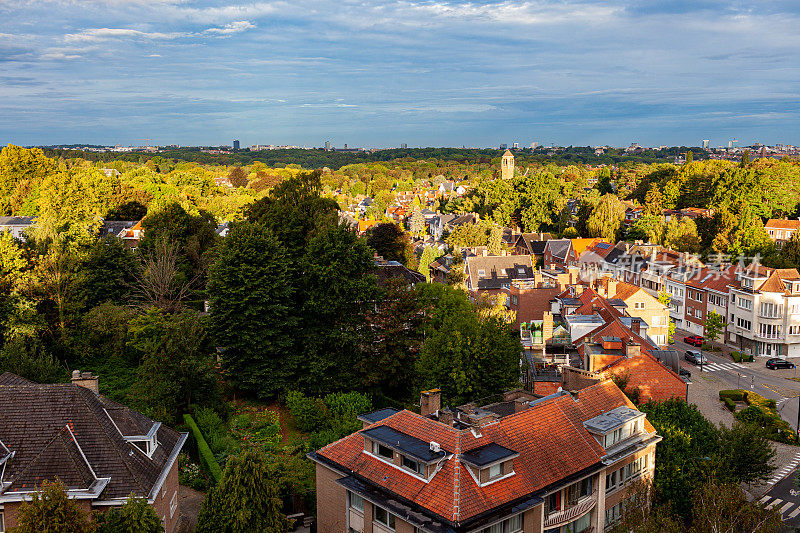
[13,479,94,533]
[657,291,675,344]
[0,336,66,383]
[196,448,291,533]
[227,167,248,188]
[626,214,664,243]
[662,217,701,253]
[105,200,147,221]
[365,222,410,264]
[418,246,444,282]
[690,481,780,533]
[36,168,102,242]
[415,284,521,405]
[127,309,221,423]
[644,186,663,216]
[586,194,626,241]
[81,237,137,309]
[207,221,296,398]
[715,422,775,485]
[704,311,724,344]
[740,149,751,167]
[488,224,503,255]
[129,238,199,313]
[0,144,56,215]
[685,150,693,164]
[409,207,425,236]
[97,495,164,533]
[781,231,800,268]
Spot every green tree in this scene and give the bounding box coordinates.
[418,246,444,282]
[0,144,56,215]
[780,231,800,268]
[415,284,520,405]
[97,495,164,533]
[127,309,221,422]
[80,237,137,309]
[365,222,410,264]
[0,336,66,383]
[657,291,675,343]
[704,311,724,344]
[36,168,102,242]
[714,422,775,485]
[740,149,750,167]
[663,217,701,253]
[626,214,664,243]
[586,194,626,241]
[13,479,94,533]
[644,186,663,216]
[207,221,296,398]
[196,448,291,533]
[488,224,503,255]
[689,480,780,533]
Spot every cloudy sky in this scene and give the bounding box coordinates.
[1,0,799,147]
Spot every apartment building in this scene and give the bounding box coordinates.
[765,219,800,248]
[310,384,661,533]
[727,266,800,358]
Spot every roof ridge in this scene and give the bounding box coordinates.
[452,432,462,522]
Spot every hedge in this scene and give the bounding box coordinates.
[184,413,223,483]
[723,397,736,411]
[731,351,754,363]
[719,390,747,402]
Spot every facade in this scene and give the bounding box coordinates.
[726,266,800,358]
[0,216,35,241]
[765,219,800,248]
[501,149,514,180]
[608,281,670,347]
[310,383,661,533]
[0,372,187,532]
[464,254,535,298]
[233,139,240,150]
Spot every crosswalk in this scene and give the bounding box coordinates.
[697,361,746,372]
[768,453,800,485]
[759,495,800,519]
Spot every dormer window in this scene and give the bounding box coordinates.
[584,406,645,450]
[460,443,519,486]
[478,269,486,277]
[374,442,393,460]
[402,456,422,474]
[360,425,447,481]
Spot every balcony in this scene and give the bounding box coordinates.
[755,332,784,340]
[544,495,596,529]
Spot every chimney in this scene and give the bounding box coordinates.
[71,370,99,395]
[607,279,618,298]
[625,341,640,358]
[438,408,455,427]
[482,249,488,257]
[631,319,641,335]
[420,389,441,417]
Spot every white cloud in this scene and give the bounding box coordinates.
[203,20,255,35]
[64,28,185,42]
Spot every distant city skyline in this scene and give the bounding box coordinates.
[1,1,799,147]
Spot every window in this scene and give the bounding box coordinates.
[518,267,526,274]
[790,326,800,336]
[563,513,591,533]
[0,511,4,533]
[546,491,561,514]
[605,502,623,526]
[374,506,396,530]
[511,295,518,305]
[738,298,752,311]
[478,515,523,533]
[478,269,486,277]
[488,463,502,479]
[736,318,752,331]
[350,492,364,512]
[760,302,783,318]
[402,455,422,475]
[606,470,618,493]
[374,442,394,460]
[567,477,592,504]
[170,491,178,519]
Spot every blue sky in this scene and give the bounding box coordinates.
[1,0,799,148]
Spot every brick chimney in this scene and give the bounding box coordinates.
[420,389,441,417]
[71,370,99,395]
[607,279,618,298]
[438,408,455,427]
[631,319,641,335]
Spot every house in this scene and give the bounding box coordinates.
[98,220,138,239]
[0,216,35,241]
[0,371,187,532]
[215,221,230,237]
[726,265,800,358]
[464,254,535,298]
[603,280,670,347]
[623,207,643,227]
[100,168,121,178]
[373,257,426,287]
[118,219,144,249]
[357,198,374,216]
[428,213,478,241]
[543,239,598,268]
[765,219,800,247]
[309,382,661,533]
[513,232,552,259]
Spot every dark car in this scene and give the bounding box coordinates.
[684,350,707,365]
[684,335,705,347]
[766,358,796,370]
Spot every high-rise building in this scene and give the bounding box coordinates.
[512,142,519,149]
[702,139,710,149]
[233,139,240,150]
[401,143,407,149]
[499,143,508,150]
[324,141,331,151]
[501,149,514,180]
[728,140,733,149]
[530,141,539,149]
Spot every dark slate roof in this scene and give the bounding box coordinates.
[360,425,447,463]
[460,443,519,467]
[545,239,572,260]
[359,408,401,424]
[0,216,35,226]
[466,255,535,290]
[0,373,186,501]
[374,263,426,286]
[99,220,138,237]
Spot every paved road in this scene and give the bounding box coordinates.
[759,464,800,531]
[672,335,800,431]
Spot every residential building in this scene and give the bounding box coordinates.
[0,372,187,532]
[464,253,535,298]
[513,232,553,260]
[0,216,35,241]
[118,219,144,249]
[604,281,670,347]
[310,383,661,533]
[233,139,240,150]
[727,266,800,358]
[765,219,800,248]
[373,256,426,287]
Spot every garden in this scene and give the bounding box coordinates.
[718,389,798,444]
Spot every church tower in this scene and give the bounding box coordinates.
[501,149,514,180]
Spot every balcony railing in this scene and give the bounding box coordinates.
[544,494,597,529]
[755,333,784,340]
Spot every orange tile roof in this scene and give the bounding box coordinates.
[601,352,687,403]
[766,219,800,230]
[315,381,650,524]
[611,281,642,302]
[571,238,600,256]
[759,269,800,293]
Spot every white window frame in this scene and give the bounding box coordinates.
[374,505,396,530]
[349,491,364,513]
[169,490,178,518]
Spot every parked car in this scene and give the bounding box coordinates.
[684,350,707,365]
[684,335,705,347]
[766,358,796,370]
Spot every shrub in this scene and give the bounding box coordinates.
[719,390,746,402]
[731,352,741,363]
[178,453,208,491]
[184,414,223,482]
[723,397,736,411]
[286,390,326,433]
[732,351,754,363]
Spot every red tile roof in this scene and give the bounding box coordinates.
[315,381,650,524]
[766,219,800,230]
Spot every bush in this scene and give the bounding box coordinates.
[184,414,223,483]
[285,390,326,433]
[178,453,208,491]
[701,343,721,352]
[723,397,736,411]
[732,351,754,363]
[719,390,746,402]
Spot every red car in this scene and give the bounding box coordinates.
[684,335,705,347]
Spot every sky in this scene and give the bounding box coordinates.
[1,0,799,148]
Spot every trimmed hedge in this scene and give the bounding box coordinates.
[184,413,223,483]
[731,351,754,363]
[719,390,747,402]
[722,397,736,411]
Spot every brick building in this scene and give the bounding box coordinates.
[0,372,187,532]
[310,383,660,533]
